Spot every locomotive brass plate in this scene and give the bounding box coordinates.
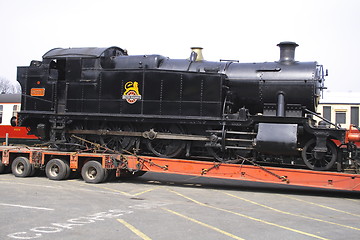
[30,88,45,96]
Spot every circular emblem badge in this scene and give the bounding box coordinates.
[122,81,142,104]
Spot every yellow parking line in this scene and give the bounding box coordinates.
[92,185,132,196]
[163,208,244,240]
[168,189,329,240]
[282,195,360,218]
[133,187,160,196]
[69,180,159,197]
[0,178,13,181]
[220,191,360,231]
[117,219,152,240]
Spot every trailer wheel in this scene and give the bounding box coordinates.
[0,156,7,174]
[64,161,71,179]
[45,159,70,180]
[81,161,106,184]
[11,156,33,177]
[0,161,6,174]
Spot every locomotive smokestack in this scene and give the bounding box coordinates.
[277,41,298,63]
[190,47,204,61]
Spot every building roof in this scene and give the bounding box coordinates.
[319,91,360,104]
[0,94,21,103]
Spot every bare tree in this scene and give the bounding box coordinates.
[0,76,21,94]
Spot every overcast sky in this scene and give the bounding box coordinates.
[0,0,359,95]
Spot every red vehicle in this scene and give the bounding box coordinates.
[0,94,38,144]
[331,125,360,149]
[345,125,360,146]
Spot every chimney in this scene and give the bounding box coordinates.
[277,41,298,63]
[190,47,204,61]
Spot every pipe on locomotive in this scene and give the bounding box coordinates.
[276,92,285,117]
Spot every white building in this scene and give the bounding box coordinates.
[317,91,360,128]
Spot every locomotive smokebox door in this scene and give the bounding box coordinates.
[255,123,298,155]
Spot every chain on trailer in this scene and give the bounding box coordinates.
[236,156,290,183]
[57,134,285,182]
[40,134,291,182]
[69,135,169,175]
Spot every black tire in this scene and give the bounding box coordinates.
[81,160,106,184]
[64,161,71,179]
[11,156,33,177]
[105,169,117,182]
[0,162,6,174]
[103,169,109,183]
[0,156,6,174]
[29,165,37,177]
[45,159,69,180]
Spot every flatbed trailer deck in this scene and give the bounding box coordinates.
[0,145,359,191]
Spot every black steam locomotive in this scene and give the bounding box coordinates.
[15,42,349,171]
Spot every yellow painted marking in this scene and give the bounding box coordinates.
[283,195,360,218]
[163,208,245,240]
[117,219,152,240]
[220,191,360,231]
[88,185,132,196]
[168,189,329,240]
[133,187,160,196]
[69,180,160,197]
[0,178,13,181]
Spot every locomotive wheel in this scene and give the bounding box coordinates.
[65,123,87,150]
[301,139,337,171]
[207,147,241,163]
[45,159,70,180]
[81,160,107,184]
[100,123,135,153]
[145,124,186,158]
[11,156,34,178]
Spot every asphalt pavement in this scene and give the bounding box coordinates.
[0,171,359,240]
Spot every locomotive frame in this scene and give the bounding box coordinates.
[14,42,359,172]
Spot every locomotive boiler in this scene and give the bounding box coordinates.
[15,42,352,171]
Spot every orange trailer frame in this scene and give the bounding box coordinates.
[1,146,360,191]
[123,155,360,191]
